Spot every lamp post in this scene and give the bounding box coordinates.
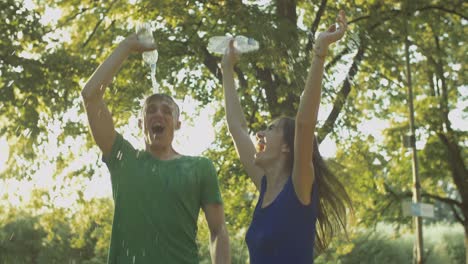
[404,16,423,264]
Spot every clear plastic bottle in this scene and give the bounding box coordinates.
[207,35,259,55]
[233,35,259,53]
[136,22,159,93]
[136,22,159,65]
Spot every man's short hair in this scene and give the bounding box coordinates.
[141,93,180,119]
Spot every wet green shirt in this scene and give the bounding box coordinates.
[103,133,222,264]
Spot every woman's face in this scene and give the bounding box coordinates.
[254,119,286,166]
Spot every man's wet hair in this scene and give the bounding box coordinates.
[141,93,180,119]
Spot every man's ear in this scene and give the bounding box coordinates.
[175,120,181,130]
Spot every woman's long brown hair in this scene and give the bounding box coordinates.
[278,116,352,254]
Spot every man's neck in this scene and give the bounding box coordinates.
[146,144,181,160]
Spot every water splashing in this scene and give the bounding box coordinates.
[149,63,159,93]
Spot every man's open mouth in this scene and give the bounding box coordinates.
[151,124,165,135]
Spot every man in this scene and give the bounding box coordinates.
[81,33,230,263]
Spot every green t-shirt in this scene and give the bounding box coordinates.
[103,133,222,264]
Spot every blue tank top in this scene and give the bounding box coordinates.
[245,176,319,264]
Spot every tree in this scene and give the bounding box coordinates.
[329,0,467,261]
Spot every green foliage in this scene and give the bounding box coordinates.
[0,212,46,264]
[0,198,111,263]
[316,224,465,264]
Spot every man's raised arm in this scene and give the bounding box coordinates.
[81,34,156,157]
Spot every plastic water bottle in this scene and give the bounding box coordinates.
[136,22,159,93]
[136,22,159,65]
[233,35,259,53]
[207,35,259,55]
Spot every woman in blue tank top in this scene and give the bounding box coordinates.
[221,10,352,264]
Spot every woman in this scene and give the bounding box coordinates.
[221,11,351,263]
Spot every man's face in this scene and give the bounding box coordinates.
[142,98,180,149]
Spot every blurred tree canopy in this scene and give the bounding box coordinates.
[0,0,466,262]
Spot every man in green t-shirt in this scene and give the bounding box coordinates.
[81,33,230,263]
